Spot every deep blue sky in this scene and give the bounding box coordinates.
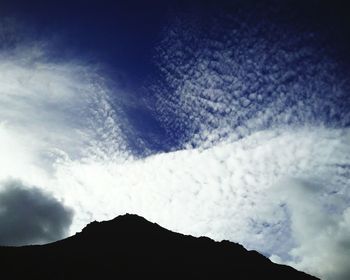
[2,0,349,82]
[0,1,171,84]
[1,0,349,156]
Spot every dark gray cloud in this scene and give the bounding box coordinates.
[0,180,73,246]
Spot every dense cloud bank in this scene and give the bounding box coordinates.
[0,180,73,246]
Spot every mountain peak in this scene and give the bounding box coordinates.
[0,214,319,280]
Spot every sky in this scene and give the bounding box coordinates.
[0,0,349,279]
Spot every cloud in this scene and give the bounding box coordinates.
[0,22,134,240]
[0,179,73,246]
[0,30,136,190]
[270,178,350,280]
[135,9,350,279]
[50,126,350,280]
[149,5,350,150]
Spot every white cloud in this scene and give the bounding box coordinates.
[0,37,133,233]
[0,43,131,173]
[150,12,350,150]
[139,12,350,279]
[271,178,350,280]
[49,127,350,280]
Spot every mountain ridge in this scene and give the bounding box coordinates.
[0,213,319,279]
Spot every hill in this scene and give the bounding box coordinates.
[0,214,319,279]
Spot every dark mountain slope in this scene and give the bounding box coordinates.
[0,214,319,279]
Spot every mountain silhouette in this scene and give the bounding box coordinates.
[0,214,319,279]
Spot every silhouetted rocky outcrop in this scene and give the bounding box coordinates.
[0,214,319,279]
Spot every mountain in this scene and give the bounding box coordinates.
[0,214,319,279]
